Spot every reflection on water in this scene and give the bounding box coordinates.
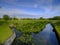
[32,24,59,45]
[12,24,59,45]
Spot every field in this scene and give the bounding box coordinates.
[0,20,13,44]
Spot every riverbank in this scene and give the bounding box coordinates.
[50,20,60,45]
[0,20,13,44]
[3,32,16,45]
[0,25,13,44]
[55,26,60,45]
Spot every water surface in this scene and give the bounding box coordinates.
[32,24,59,45]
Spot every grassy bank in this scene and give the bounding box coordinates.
[55,26,60,39]
[0,20,13,44]
[51,20,60,41]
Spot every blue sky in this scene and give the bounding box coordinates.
[0,0,60,18]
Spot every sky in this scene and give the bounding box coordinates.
[0,0,60,18]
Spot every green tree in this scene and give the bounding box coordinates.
[53,16,60,20]
[48,16,60,20]
[39,17,45,20]
[3,14,10,20]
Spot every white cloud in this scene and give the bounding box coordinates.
[0,8,38,16]
[0,0,60,18]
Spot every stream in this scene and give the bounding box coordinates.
[12,24,59,45]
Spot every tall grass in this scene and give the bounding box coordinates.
[14,20,49,33]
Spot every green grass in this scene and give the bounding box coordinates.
[14,20,49,33]
[51,20,60,40]
[55,26,60,38]
[19,34,32,43]
[0,21,13,44]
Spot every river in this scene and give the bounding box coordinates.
[12,24,59,45]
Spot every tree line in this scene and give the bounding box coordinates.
[0,14,60,20]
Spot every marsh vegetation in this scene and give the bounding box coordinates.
[0,15,60,45]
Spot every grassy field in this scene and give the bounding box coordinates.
[0,20,13,44]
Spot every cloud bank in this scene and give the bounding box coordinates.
[0,0,60,18]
